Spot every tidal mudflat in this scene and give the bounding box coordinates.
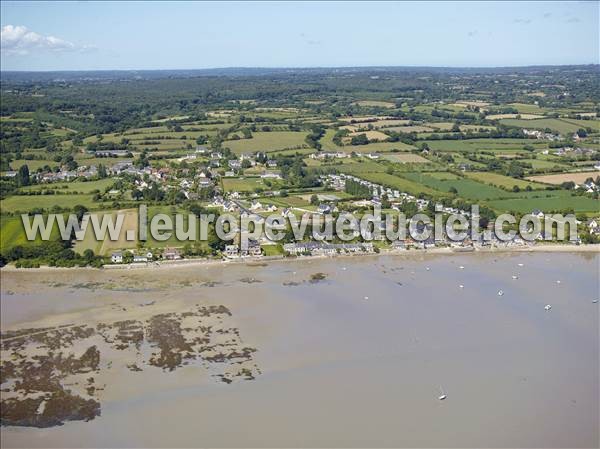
[1,251,598,448]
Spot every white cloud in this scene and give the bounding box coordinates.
[1,25,91,55]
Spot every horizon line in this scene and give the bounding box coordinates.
[1,63,599,74]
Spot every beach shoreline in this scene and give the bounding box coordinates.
[1,243,599,274]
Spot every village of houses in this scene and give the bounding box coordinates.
[5,138,599,268]
[75,146,598,266]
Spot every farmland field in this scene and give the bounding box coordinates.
[339,141,415,154]
[20,178,114,193]
[422,138,546,153]
[353,100,396,108]
[351,172,444,197]
[526,171,600,185]
[223,131,308,154]
[519,158,570,171]
[0,194,103,213]
[222,177,268,192]
[499,118,589,134]
[486,113,544,120]
[384,125,435,133]
[464,172,547,190]
[0,215,61,251]
[10,159,61,171]
[382,153,430,163]
[344,130,390,142]
[401,172,513,200]
[485,194,600,214]
[334,160,388,174]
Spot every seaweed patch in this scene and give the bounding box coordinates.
[1,305,260,428]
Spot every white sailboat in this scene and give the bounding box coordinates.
[498,290,504,296]
[438,386,447,401]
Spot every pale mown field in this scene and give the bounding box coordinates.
[352,100,396,108]
[486,113,545,120]
[382,153,430,163]
[526,171,600,185]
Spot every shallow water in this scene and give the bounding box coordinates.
[1,252,599,448]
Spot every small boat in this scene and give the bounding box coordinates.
[544,304,552,311]
[438,386,447,401]
[556,280,561,284]
[426,267,430,271]
[364,296,369,300]
[512,275,518,280]
[498,290,504,296]
[459,284,464,289]
[459,265,465,269]
[592,299,599,304]
[518,263,524,267]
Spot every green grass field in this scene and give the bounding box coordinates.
[463,172,547,190]
[519,158,570,171]
[0,215,60,252]
[1,194,102,213]
[422,138,546,153]
[10,159,60,171]
[485,193,600,214]
[353,172,443,197]
[222,177,267,192]
[498,118,587,134]
[401,172,513,200]
[72,206,198,255]
[262,196,310,208]
[332,160,387,174]
[506,103,549,114]
[223,131,309,154]
[20,178,114,193]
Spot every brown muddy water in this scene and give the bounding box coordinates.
[1,252,599,448]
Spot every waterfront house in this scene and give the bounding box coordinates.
[111,251,123,264]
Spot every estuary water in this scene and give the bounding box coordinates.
[1,251,598,448]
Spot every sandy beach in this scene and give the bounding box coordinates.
[1,251,599,447]
[1,243,598,275]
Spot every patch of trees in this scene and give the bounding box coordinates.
[305,125,325,149]
[345,178,371,198]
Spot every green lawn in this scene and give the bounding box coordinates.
[222,177,267,192]
[261,244,284,256]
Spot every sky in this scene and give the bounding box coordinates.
[1,1,598,71]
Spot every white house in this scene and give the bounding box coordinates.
[531,209,545,219]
